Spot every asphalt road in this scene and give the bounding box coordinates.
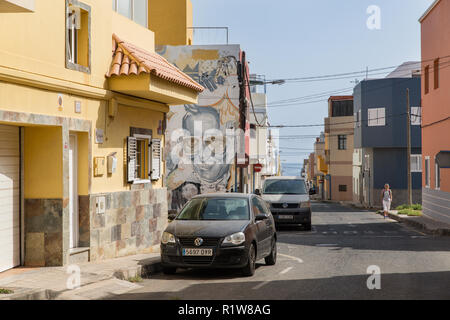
[110,202,450,300]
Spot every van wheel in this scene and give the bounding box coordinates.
[242,244,256,277]
[265,237,277,265]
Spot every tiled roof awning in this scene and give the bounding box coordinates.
[106,34,203,106]
[107,34,203,92]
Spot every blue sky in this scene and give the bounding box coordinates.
[191,0,434,175]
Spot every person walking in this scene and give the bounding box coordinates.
[381,184,393,219]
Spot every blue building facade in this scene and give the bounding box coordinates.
[352,77,422,208]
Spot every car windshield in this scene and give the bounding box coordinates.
[176,198,250,221]
[263,179,307,195]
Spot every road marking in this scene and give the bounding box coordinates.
[372,235,404,238]
[252,281,270,290]
[315,244,339,247]
[280,267,293,275]
[278,253,303,264]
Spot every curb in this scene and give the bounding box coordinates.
[0,256,162,300]
[0,288,58,300]
[379,211,450,237]
[112,256,162,280]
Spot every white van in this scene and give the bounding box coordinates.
[258,176,312,230]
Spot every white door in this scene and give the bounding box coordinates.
[0,125,20,272]
[69,135,79,249]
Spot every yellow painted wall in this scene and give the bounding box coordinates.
[0,1,156,92]
[0,0,197,195]
[148,0,192,46]
[111,11,155,53]
[0,80,166,194]
[24,126,63,199]
[76,131,89,196]
[90,101,166,194]
[0,0,112,88]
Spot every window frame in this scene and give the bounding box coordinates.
[367,107,386,127]
[411,107,421,126]
[112,0,148,28]
[130,133,152,184]
[411,154,422,173]
[424,65,430,94]
[435,159,440,190]
[434,58,439,90]
[425,156,430,188]
[338,135,347,150]
[66,0,91,74]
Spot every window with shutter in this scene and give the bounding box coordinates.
[411,107,421,126]
[368,108,385,126]
[151,139,162,180]
[127,136,137,183]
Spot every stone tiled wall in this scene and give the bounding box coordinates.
[86,185,168,261]
[24,199,63,267]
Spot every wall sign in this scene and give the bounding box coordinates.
[95,128,104,144]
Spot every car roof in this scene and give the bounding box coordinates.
[191,193,254,200]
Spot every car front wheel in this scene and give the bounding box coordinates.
[162,266,177,275]
[265,237,277,265]
[242,243,256,277]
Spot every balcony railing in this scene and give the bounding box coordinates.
[187,27,229,45]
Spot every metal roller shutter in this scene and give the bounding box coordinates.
[0,124,20,272]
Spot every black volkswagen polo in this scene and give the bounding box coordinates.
[160,193,277,277]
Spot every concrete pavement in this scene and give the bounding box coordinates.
[0,253,161,300]
[110,202,450,300]
[2,202,449,300]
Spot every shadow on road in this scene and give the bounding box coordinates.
[108,270,450,300]
[143,263,266,281]
[277,221,450,252]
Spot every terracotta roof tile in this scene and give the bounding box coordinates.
[107,34,204,92]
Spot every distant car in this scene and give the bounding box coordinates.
[161,193,277,277]
[259,176,312,230]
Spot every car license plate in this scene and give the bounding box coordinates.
[182,248,213,256]
[278,215,294,220]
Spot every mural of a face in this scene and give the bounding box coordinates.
[181,183,199,201]
[182,105,230,184]
[159,45,241,209]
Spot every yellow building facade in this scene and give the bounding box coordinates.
[0,0,203,271]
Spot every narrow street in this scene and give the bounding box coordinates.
[110,202,450,300]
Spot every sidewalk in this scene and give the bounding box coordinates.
[382,210,450,236]
[344,201,450,236]
[0,253,162,300]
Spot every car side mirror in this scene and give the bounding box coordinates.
[168,210,178,221]
[254,189,261,196]
[255,214,268,221]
